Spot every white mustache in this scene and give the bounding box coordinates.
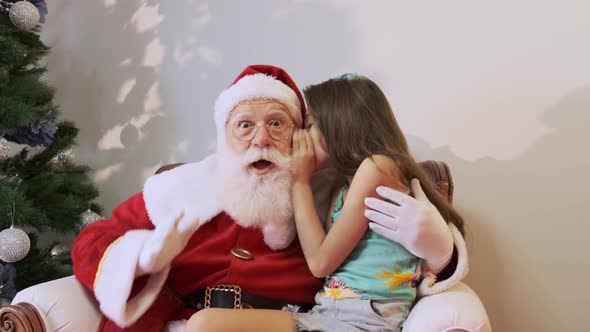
[242,147,290,166]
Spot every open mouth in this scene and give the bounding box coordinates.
[249,159,275,175]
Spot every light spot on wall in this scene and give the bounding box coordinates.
[197,46,222,65]
[104,0,117,8]
[132,2,163,33]
[119,58,132,66]
[97,124,125,150]
[174,46,194,67]
[142,38,165,67]
[116,78,137,104]
[191,3,210,25]
[93,162,123,183]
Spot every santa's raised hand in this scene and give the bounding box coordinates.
[137,212,200,276]
[364,178,454,273]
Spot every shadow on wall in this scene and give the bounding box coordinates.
[43,0,358,213]
[408,83,590,331]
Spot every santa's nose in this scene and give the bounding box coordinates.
[251,126,273,148]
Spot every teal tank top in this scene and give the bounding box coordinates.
[320,186,422,301]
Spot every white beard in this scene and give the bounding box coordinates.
[216,144,296,250]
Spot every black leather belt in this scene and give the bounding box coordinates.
[182,284,312,311]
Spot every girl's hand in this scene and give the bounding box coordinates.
[292,129,316,183]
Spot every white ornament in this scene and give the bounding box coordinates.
[8,1,40,31]
[0,173,21,185]
[79,209,102,229]
[0,138,9,160]
[0,226,31,263]
[50,244,69,257]
[50,149,76,168]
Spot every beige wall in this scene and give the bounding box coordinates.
[42,1,590,331]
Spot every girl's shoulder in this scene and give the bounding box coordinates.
[357,155,399,179]
[369,154,397,175]
[354,155,407,192]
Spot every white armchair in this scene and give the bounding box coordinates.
[0,160,491,331]
[2,276,490,331]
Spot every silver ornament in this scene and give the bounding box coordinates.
[50,149,76,168]
[50,244,69,257]
[0,173,21,185]
[0,226,31,263]
[0,67,7,83]
[80,209,102,229]
[0,138,9,160]
[8,1,40,31]
[0,298,11,307]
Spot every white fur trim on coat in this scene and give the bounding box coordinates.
[93,230,170,327]
[164,320,187,332]
[418,223,469,297]
[214,73,302,134]
[143,155,223,229]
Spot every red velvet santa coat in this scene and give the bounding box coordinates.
[72,191,322,331]
[71,159,469,331]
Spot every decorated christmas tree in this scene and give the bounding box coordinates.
[0,0,102,305]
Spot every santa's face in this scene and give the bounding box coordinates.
[224,99,295,176]
[216,99,297,234]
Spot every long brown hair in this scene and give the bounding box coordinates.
[303,75,465,235]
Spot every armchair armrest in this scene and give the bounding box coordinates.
[0,302,46,332]
[404,282,491,332]
[0,276,102,332]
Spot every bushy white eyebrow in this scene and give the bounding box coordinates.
[230,109,291,123]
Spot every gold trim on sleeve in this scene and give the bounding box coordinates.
[93,235,125,291]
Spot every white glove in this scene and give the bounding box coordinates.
[137,212,200,276]
[364,179,454,273]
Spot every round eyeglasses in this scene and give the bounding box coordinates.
[227,119,295,141]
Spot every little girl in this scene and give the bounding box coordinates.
[187,74,465,332]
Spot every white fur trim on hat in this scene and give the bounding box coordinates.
[214,73,302,133]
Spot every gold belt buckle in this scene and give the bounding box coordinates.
[204,284,242,309]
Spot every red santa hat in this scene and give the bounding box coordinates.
[214,64,306,133]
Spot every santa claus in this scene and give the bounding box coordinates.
[71,65,466,332]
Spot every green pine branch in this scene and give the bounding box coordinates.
[12,234,71,290]
[0,12,102,290]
